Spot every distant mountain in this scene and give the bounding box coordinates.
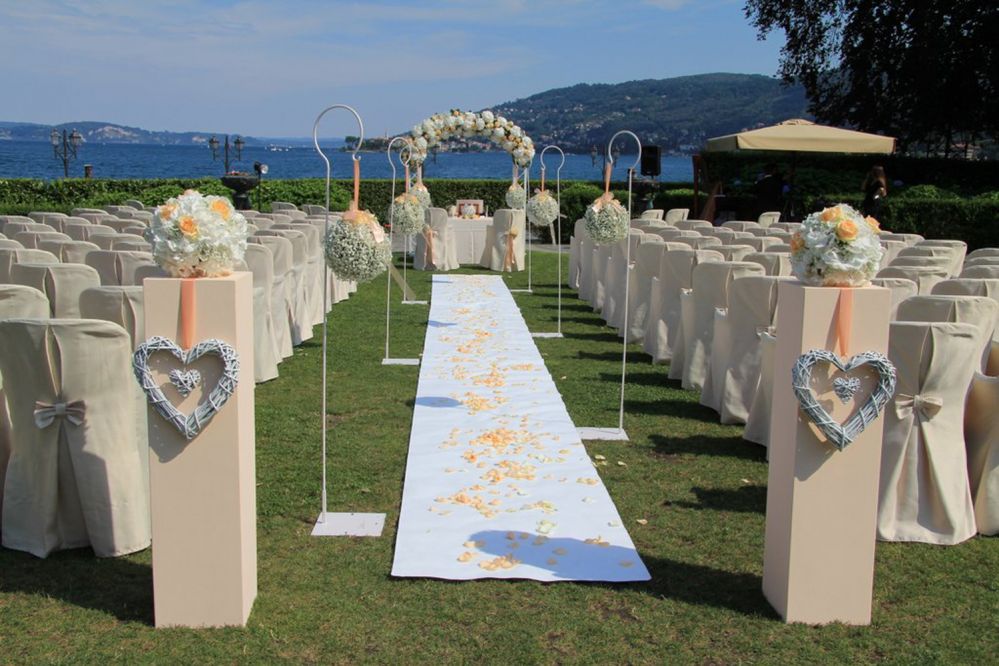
[0,73,810,154]
[0,121,271,146]
[489,73,810,154]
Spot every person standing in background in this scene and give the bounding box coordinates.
[754,163,784,217]
[862,165,888,218]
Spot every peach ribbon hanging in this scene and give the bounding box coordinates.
[424,227,435,268]
[180,277,196,349]
[835,288,854,356]
[540,167,546,193]
[404,163,410,193]
[503,219,518,271]
[343,158,361,221]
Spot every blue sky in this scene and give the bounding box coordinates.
[1,0,782,138]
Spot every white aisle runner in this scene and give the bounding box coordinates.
[392,275,650,582]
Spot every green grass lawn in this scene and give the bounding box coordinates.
[1,251,996,664]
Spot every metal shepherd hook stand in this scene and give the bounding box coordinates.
[509,161,532,293]
[311,103,386,537]
[576,131,641,442]
[382,137,421,366]
[401,164,429,305]
[531,145,566,339]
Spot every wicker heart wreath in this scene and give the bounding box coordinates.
[133,336,240,441]
[791,349,897,451]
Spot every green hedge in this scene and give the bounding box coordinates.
[4,176,997,249]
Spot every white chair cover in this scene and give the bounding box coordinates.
[603,231,644,329]
[871,277,919,319]
[688,236,722,251]
[488,209,524,272]
[896,295,998,370]
[672,261,766,391]
[743,331,776,448]
[249,236,294,358]
[576,229,597,301]
[744,251,791,276]
[707,276,792,423]
[643,249,723,364]
[640,209,664,221]
[899,245,962,276]
[568,219,586,289]
[10,263,100,318]
[879,232,923,246]
[0,285,51,520]
[0,248,58,283]
[242,244,281,383]
[0,239,22,250]
[79,286,145,347]
[878,322,979,545]
[278,222,325,326]
[85,250,156,287]
[966,247,999,260]
[590,244,614,311]
[712,245,755,262]
[966,372,999,535]
[0,318,150,557]
[963,256,999,269]
[890,254,955,274]
[757,211,780,227]
[626,237,665,343]
[663,208,689,225]
[14,231,70,249]
[879,239,907,266]
[877,265,950,295]
[676,219,712,231]
[38,239,99,264]
[961,265,999,279]
[257,229,312,344]
[721,221,760,232]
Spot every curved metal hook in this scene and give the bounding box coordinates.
[540,145,566,174]
[607,130,641,171]
[312,104,364,179]
[386,136,411,181]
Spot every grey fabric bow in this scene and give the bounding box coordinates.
[33,400,86,428]
[895,393,943,421]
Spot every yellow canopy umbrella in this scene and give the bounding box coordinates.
[694,119,895,220]
[704,118,896,154]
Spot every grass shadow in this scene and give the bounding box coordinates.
[650,433,767,462]
[0,548,153,624]
[667,486,768,514]
[607,555,773,618]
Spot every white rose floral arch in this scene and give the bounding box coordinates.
[408,109,535,167]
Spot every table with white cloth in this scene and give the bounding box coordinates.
[392,217,525,269]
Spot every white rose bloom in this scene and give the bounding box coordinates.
[493,128,506,140]
[475,118,485,130]
[482,110,494,123]
[497,116,507,126]
[511,127,522,138]
[415,137,428,150]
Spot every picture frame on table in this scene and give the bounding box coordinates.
[455,199,484,218]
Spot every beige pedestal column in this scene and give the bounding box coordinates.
[763,282,890,625]
[143,274,257,628]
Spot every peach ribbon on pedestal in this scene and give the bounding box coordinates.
[180,277,196,349]
[835,287,854,356]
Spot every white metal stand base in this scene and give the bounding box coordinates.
[509,288,533,294]
[402,300,429,305]
[576,427,629,441]
[531,332,564,338]
[311,512,386,537]
[382,358,420,366]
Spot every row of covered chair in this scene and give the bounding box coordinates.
[0,200,357,558]
[570,217,999,545]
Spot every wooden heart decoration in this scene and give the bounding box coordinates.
[133,336,240,441]
[791,349,896,450]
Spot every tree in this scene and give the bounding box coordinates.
[745,1,999,155]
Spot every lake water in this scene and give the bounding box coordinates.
[0,140,694,182]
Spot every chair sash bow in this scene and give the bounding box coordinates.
[895,393,943,421]
[33,399,86,428]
